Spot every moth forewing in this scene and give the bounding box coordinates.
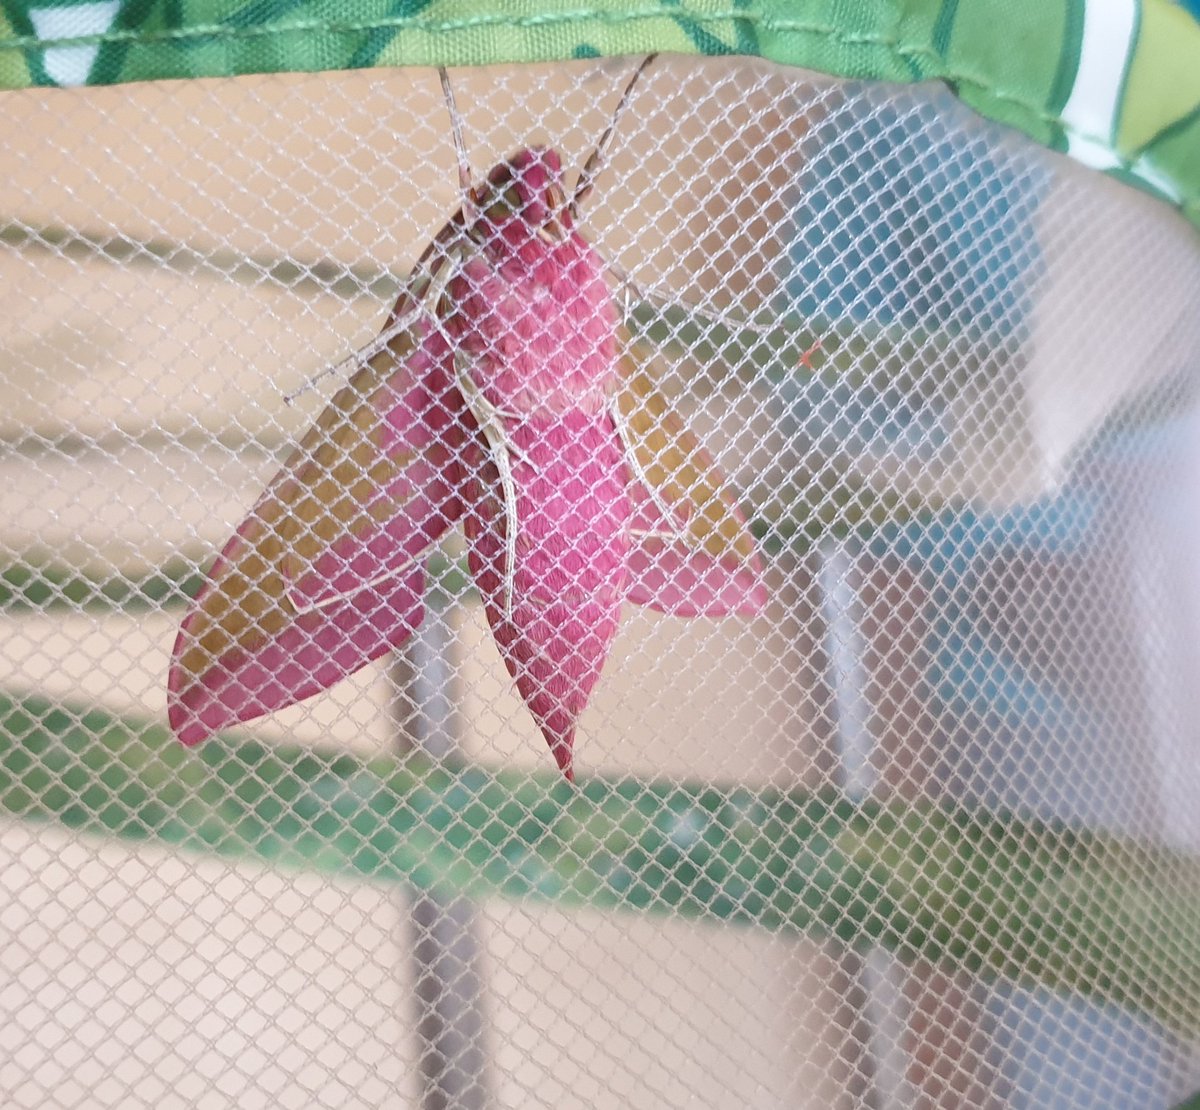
[168,310,459,744]
[177,338,417,663]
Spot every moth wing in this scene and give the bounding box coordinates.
[616,340,767,617]
[168,317,464,744]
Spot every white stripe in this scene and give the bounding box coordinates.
[1066,133,1122,171]
[1130,153,1184,203]
[30,2,121,87]
[1061,0,1137,158]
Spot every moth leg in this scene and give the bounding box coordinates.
[609,393,694,546]
[286,558,424,616]
[451,349,534,469]
[608,258,780,339]
[284,298,428,404]
[453,349,522,622]
[279,482,433,616]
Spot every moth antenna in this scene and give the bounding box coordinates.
[570,53,657,221]
[439,66,480,228]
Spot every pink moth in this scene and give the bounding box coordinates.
[168,58,766,779]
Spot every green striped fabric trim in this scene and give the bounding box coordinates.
[0,0,1196,230]
[3,687,1199,1036]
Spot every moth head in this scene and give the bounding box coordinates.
[476,146,571,244]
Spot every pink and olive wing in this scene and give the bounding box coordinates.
[615,344,767,617]
[168,327,464,744]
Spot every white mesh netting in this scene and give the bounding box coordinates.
[0,54,1198,1109]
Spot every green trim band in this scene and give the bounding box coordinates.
[0,1,1195,230]
[2,688,1198,1034]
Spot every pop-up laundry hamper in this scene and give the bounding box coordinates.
[0,3,1198,1108]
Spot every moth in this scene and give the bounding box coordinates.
[168,57,766,779]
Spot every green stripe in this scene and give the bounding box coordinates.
[662,3,736,55]
[0,2,1194,228]
[1,686,1198,1034]
[346,0,432,68]
[1046,0,1084,120]
[91,0,160,87]
[0,0,47,85]
[1134,97,1200,159]
[930,0,958,57]
[1112,0,1141,149]
[730,0,756,55]
[225,0,310,31]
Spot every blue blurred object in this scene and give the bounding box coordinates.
[871,498,1095,578]
[776,77,1195,1099]
[989,986,1179,1109]
[782,81,1046,338]
[772,80,1052,558]
[874,496,1126,825]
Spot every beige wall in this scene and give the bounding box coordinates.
[2,54,1197,1109]
[0,59,848,1109]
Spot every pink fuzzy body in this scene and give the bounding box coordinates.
[451,152,630,778]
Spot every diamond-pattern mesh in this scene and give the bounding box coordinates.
[0,55,1198,1109]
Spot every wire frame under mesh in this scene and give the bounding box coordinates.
[0,55,1198,1110]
